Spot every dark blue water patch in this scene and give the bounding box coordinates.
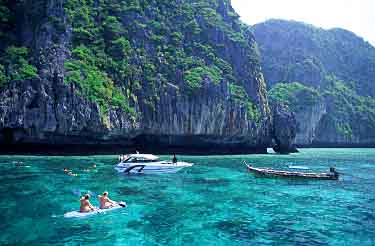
[214,219,257,242]
[186,177,231,186]
[0,173,41,183]
[142,206,186,228]
[0,214,8,231]
[360,211,375,223]
[262,224,328,246]
[126,219,145,230]
[294,195,325,204]
[50,223,96,245]
[139,207,191,244]
[116,186,147,196]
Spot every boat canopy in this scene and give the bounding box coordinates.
[127,154,159,160]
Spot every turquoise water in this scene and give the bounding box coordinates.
[0,148,374,245]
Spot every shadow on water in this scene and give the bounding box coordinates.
[187,177,231,186]
[214,219,257,242]
[116,186,147,196]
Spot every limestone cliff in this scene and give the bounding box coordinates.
[0,0,276,154]
[256,19,375,147]
[294,100,326,145]
[271,103,298,153]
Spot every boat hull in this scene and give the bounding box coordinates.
[115,161,193,174]
[246,165,339,180]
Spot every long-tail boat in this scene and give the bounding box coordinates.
[244,162,339,180]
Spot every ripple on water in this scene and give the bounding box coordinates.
[0,149,375,245]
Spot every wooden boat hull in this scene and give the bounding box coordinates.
[246,164,339,180]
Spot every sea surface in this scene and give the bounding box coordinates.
[0,148,374,245]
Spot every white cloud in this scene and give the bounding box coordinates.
[231,0,375,46]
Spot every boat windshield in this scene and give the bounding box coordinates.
[123,157,159,163]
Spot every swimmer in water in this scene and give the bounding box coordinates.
[80,194,95,213]
[15,161,24,167]
[83,164,97,172]
[64,168,78,176]
[98,191,119,209]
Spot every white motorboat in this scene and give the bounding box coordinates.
[114,154,193,174]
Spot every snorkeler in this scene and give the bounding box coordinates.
[80,194,95,213]
[15,161,24,167]
[83,164,97,172]
[98,191,119,209]
[64,168,78,176]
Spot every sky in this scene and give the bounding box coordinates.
[231,0,375,46]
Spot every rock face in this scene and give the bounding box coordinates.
[0,0,281,154]
[271,103,298,153]
[254,19,375,147]
[294,99,326,146]
[0,75,272,154]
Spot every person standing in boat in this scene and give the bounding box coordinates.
[98,191,118,209]
[172,154,177,164]
[330,167,339,179]
[80,194,95,213]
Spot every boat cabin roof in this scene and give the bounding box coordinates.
[127,154,159,160]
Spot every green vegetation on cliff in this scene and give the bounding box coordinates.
[268,82,321,113]
[253,19,375,97]
[0,46,38,86]
[61,0,261,120]
[62,0,139,116]
[0,0,265,126]
[0,0,14,43]
[319,76,375,139]
[185,65,222,89]
[269,78,375,141]
[0,1,37,87]
[64,45,134,116]
[229,83,260,122]
[257,19,375,143]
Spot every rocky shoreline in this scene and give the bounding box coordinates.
[3,143,374,156]
[0,143,269,155]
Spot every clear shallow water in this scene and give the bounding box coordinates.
[0,148,374,245]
